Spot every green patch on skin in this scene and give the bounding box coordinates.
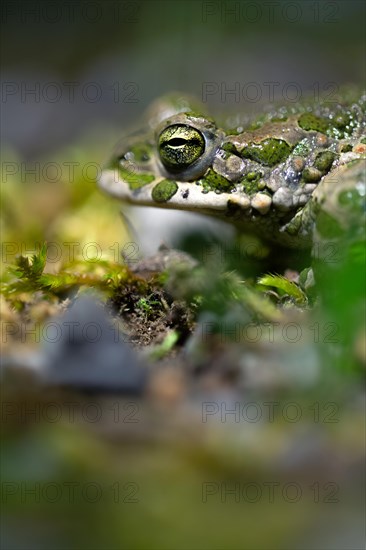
[241,139,292,167]
[302,167,322,183]
[152,179,178,202]
[246,171,260,181]
[185,111,215,124]
[199,169,234,193]
[283,212,304,235]
[298,113,329,134]
[226,127,242,136]
[316,210,344,239]
[222,142,239,155]
[341,143,353,152]
[247,115,267,131]
[292,139,311,157]
[333,113,351,129]
[240,171,263,195]
[328,112,355,139]
[128,145,152,162]
[302,151,337,183]
[314,151,337,173]
[298,111,357,139]
[271,115,288,122]
[118,167,155,190]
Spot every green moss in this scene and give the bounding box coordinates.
[257,274,307,306]
[151,179,178,202]
[199,169,233,193]
[298,113,329,134]
[314,151,337,173]
[241,139,292,167]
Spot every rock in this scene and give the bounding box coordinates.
[42,296,147,393]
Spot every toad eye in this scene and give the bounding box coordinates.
[158,124,205,172]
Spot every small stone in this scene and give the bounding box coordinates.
[42,297,147,393]
[251,193,272,215]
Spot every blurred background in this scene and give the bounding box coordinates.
[1,0,365,157]
[1,1,365,549]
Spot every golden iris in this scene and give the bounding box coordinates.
[158,124,205,171]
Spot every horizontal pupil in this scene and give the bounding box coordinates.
[165,137,202,147]
[168,138,187,146]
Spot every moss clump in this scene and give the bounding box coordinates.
[151,179,178,202]
[241,139,292,167]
